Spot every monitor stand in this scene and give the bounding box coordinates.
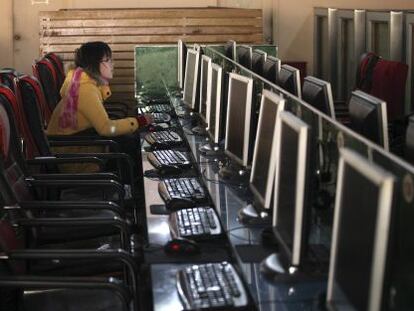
[191,125,207,135]
[261,253,328,282]
[199,143,224,156]
[237,204,271,226]
[218,162,250,185]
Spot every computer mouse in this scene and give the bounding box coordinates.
[164,237,200,255]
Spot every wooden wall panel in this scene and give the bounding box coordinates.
[39,8,263,103]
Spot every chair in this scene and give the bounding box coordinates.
[32,58,60,113]
[2,80,138,205]
[0,220,138,311]
[0,92,137,248]
[356,52,408,122]
[44,52,65,91]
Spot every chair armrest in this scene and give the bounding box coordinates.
[31,172,119,181]
[52,153,134,189]
[6,200,126,218]
[48,137,120,152]
[14,217,131,250]
[27,156,105,170]
[0,276,130,311]
[7,248,138,298]
[25,178,125,204]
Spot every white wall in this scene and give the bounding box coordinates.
[7,0,218,73]
[0,0,14,68]
[274,0,414,73]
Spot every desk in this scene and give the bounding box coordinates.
[141,97,326,311]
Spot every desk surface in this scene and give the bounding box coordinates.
[141,98,327,311]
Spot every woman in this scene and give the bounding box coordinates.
[47,42,151,172]
[47,41,151,137]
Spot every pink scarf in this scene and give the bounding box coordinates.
[58,67,83,129]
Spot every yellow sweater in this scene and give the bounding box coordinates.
[47,70,138,136]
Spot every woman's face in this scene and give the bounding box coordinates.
[100,56,113,80]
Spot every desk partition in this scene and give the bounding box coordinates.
[135,44,414,308]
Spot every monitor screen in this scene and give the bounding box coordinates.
[183,49,200,109]
[348,90,389,150]
[278,64,302,98]
[224,40,236,60]
[225,73,253,166]
[262,56,281,84]
[273,111,310,266]
[250,90,285,209]
[199,55,212,122]
[302,76,335,119]
[327,148,394,311]
[237,46,253,70]
[178,40,187,89]
[251,50,267,76]
[207,63,223,144]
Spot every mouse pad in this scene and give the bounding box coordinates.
[150,204,170,215]
[235,244,275,263]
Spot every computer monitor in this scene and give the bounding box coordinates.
[262,56,281,84]
[327,148,395,311]
[251,50,267,76]
[183,48,200,110]
[277,64,302,98]
[178,39,187,89]
[269,111,312,269]
[224,40,237,60]
[302,76,335,119]
[348,90,389,150]
[224,73,253,167]
[199,55,212,123]
[237,45,253,70]
[249,90,285,211]
[206,63,223,145]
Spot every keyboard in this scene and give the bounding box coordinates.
[177,262,248,310]
[169,207,222,240]
[144,130,183,148]
[159,177,207,206]
[147,104,173,113]
[151,112,172,123]
[148,150,191,170]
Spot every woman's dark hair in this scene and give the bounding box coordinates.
[74,41,112,82]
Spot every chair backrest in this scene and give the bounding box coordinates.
[44,52,65,91]
[0,92,35,203]
[0,84,41,160]
[14,76,52,156]
[32,58,61,113]
[356,52,408,121]
[0,69,19,93]
[19,75,52,127]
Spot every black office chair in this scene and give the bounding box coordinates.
[0,220,138,311]
[1,81,138,207]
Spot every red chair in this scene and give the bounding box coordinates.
[356,52,408,121]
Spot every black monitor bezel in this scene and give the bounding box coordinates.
[249,90,285,210]
[224,72,254,167]
[272,111,310,267]
[207,63,223,145]
[327,148,395,311]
